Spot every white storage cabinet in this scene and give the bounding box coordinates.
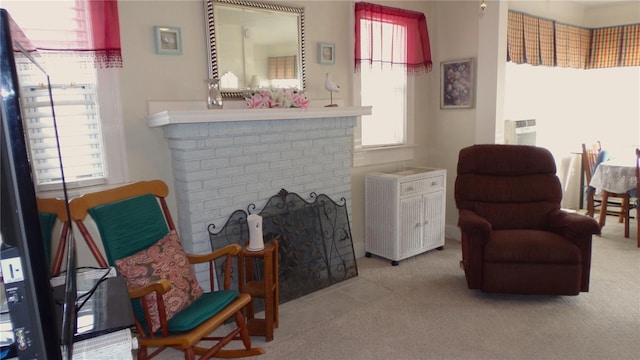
[365,168,446,265]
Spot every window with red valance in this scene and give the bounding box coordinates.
[3,0,126,189]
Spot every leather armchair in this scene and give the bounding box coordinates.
[455,144,600,295]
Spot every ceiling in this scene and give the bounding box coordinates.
[568,0,631,8]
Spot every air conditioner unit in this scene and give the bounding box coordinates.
[504,119,536,145]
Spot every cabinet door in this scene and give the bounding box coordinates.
[422,190,445,249]
[399,195,424,258]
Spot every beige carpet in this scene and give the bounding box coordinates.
[151,219,640,360]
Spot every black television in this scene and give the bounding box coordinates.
[1,8,76,359]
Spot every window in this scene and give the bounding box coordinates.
[268,56,299,88]
[353,2,432,166]
[4,1,127,192]
[359,20,407,147]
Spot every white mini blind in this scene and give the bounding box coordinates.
[20,82,106,187]
[268,56,297,79]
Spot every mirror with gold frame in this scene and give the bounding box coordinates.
[204,0,306,98]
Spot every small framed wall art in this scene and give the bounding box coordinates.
[318,42,335,64]
[440,58,474,109]
[154,26,182,55]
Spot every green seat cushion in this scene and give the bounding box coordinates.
[167,290,239,333]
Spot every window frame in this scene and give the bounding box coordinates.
[352,9,416,167]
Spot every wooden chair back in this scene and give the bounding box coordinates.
[582,142,602,217]
[636,148,639,247]
[36,197,70,276]
[581,141,601,184]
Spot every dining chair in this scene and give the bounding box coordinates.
[581,142,612,218]
[597,146,636,238]
[581,142,601,217]
[636,148,639,247]
[69,180,264,360]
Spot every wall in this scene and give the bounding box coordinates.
[112,1,638,265]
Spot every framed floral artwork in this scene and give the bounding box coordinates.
[440,58,474,109]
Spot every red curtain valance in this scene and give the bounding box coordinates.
[354,2,432,74]
[5,0,122,68]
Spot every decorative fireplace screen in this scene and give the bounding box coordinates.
[208,189,358,304]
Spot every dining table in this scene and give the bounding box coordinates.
[589,153,638,236]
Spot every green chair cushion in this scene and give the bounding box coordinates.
[167,290,239,333]
[88,193,169,264]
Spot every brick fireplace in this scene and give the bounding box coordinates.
[147,104,370,288]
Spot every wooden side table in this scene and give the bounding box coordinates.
[238,240,279,341]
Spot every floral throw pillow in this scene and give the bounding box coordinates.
[115,230,204,333]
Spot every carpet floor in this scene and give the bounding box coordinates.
[151,218,639,360]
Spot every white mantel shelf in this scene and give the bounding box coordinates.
[147,106,372,128]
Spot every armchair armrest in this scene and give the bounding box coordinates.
[547,209,601,240]
[127,278,171,299]
[186,243,241,264]
[186,244,242,291]
[126,278,172,337]
[458,209,492,236]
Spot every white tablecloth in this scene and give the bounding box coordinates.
[589,157,637,194]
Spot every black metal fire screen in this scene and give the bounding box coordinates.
[208,189,358,304]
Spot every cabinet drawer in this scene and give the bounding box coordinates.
[399,175,445,196]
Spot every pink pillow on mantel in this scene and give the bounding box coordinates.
[115,230,204,333]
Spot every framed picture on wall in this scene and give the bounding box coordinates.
[440,58,474,109]
[318,42,335,64]
[154,26,182,55]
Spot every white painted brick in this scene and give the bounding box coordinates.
[270,159,293,169]
[233,173,259,184]
[215,146,243,158]
[203,176,233,189]
[201,157,230,170]
[230,154,258,166]
[258,170,282,181]
[205,137,234,147]
[218,184,247,196]
[243,143,270,154]
[246,180,270,193]
[233,192,259,206]
[257,152,281,162]
[234,135,261,145]
[164,123,209,138]
[245,162,270,173]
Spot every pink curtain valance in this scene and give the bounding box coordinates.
[9,0,122,68]
[354,2,432,74]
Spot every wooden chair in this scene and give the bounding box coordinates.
[582,142,631,236]
[36,197,70,276]
[636,148,639,247]
[37,196,111,276]
[581,142,601,217]
[69,180,264,360]
[596,145,634,238]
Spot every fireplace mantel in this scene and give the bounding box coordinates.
[147,106,372,127]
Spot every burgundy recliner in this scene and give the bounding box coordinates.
[455,144,600,295]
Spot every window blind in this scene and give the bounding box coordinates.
[268,56,297,79]
[20,82,105,186]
